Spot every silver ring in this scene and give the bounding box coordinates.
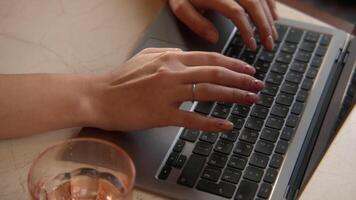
[192,83,196,103]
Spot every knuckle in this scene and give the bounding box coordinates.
[245,0,259,5]
[210,67,224,80]
[171,0,185,14]
[229,5,245,15]
[159,51,177,62]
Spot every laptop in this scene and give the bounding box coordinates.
[81,4,356,200]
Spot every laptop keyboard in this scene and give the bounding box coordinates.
[158,24,332,200]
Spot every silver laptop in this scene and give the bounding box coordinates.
[80,5,356,200]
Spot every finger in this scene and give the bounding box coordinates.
[267,0,279,20]
[177,66,264,92]
[261,0,278,40]
[192,0,257,50]
[180,83,258,104]
[169,0,219,43]
[174,110,234,132]
[139,47,183,55]
[239,0,274,50]
[178,51,256,75]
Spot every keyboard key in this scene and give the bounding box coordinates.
[271,104,289,118]
[222,168,242,184]
[276,92,294,106]
[301,78,314,90]
[228,155,248,170]
[193,141,213,156]
[234,180,258,200]
[320,34,332,46]
[229,115,246,129]
[195,102,214,115]
[281,42,297,54]
[158,165,172,180]
[245,117,264,131]
[261,83,279,96]
[275,140,289,155]
[286,70,303,84]
[286,28,304,44]
[281,81,299,95]
[256,94,274,107]
[275,24,288,43]
[300,41,316,52]
[270,154,284,168]
[311,56,323,68]
[258,183,273,199]
[231,105,250,117]
[271,62,288,74]
[315,46,327,57]
[175,155,187,168]
[281,127,295,141]
[173,139,186,153]
[231,34,245,47]
[255,72,267,81]
[215,140,234,155]
[240,50,257,64]
[250,105,269,119]
[304,31,320,43]
[208,152,228,168]
[286,114,299,128]
[180,129,200,142]
[266,116,284,130]
[296,90,309,102]
[276,52,293,64]
[271,42,280,52]
[255,140,275,155]
[290,61,307,73]
[225,46,242,58]
[259,51,275,63]
[217,102,234,107]
[220,129,240,142]
[196,179,236,198]
[291,102,304,115]
[200,132,219,143]
[295,50,312,63]
[178,154,206,187]
[264,168,278,183]
[201,166,221,182]
[260,128,280,142]
[254,60,271,73]
[249,153,269,168]
[234,141,253,157]
[306,67,318,79]
[212,104,231,119]
[244,166,264,182]
[240,128,259,143]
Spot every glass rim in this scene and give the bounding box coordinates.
[27,137,136,199]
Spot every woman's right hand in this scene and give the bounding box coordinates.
[87,48,264,133]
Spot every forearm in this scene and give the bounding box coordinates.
[0,74,97,139]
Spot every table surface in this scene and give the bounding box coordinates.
[0,0,354,199]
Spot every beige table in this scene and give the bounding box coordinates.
[0,0,354,199]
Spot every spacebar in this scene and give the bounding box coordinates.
[196,179,236,198]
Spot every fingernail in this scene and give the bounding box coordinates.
[206,30,218,44]
[272,26,278,40]
[218,121,234,131]
[245,64,256,75]
[246,92,258,104]
[254,79,265,90]
[265,35,274,51]
[248,37,257,51]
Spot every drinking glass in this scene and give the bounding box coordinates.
[28,138,135,200]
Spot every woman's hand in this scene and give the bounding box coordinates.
[89,48,264,132]
[169,0,278,51]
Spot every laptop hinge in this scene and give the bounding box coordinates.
[334,48,343,63]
